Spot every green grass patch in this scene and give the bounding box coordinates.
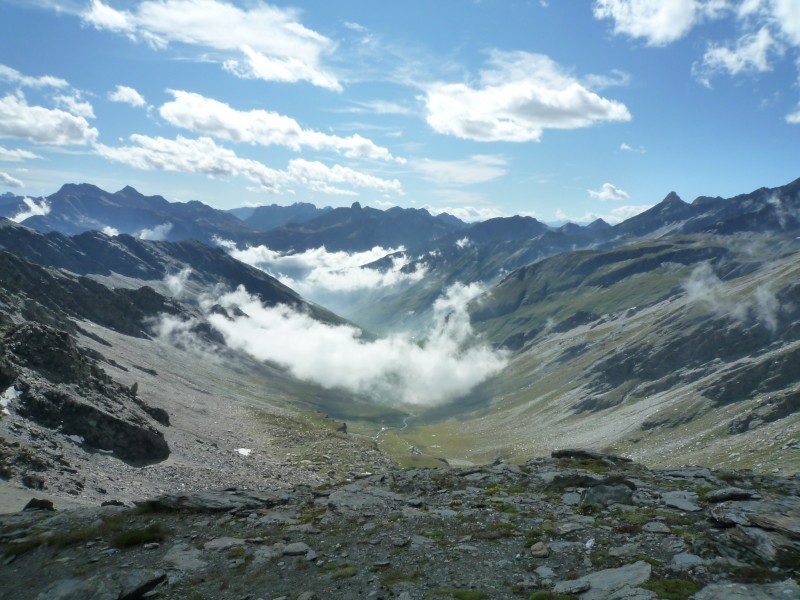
[110,523,165,548]
[528,592,579,600]
[642,578,701,600]
[331,564,358,579]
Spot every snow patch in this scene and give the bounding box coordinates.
[236,448,252,456]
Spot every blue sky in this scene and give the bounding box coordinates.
[0,0,798,223]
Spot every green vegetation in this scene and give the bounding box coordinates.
[110,523,165,548]
[527,592,579,600]
[330,564,358,579]
[642,578,701,600]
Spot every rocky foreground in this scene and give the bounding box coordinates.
[1,449,798,600]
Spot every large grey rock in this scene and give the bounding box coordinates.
[661,490,701,512]
[705,487,758,503]
[692,579,800,599]
[137,489,288,513]
[554,560,652,600]
[36,569,165,600]
[162,543,207,572]
[582,483,634,508]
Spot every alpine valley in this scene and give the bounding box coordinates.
[0,177,799,599]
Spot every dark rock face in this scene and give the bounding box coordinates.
[1,322,169,463]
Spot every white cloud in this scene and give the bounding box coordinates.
[102,225,120,236]
[224,45,341,91]
[159,90,400,161]
[11,197,50,222]
[188,282,506,406]
[223,243,425,299]
[0,146,41,162]
[95,134,284,192]
[589,182,630,201]
[427,201,507,222]
[286,158,403,195]
[772,0,800,45]
[620,142,646,153]
[787,105,800,123]
[83,0,134,32]
[0,172,23,188]
[696,26,778,83]
[138,222,173,240]
[53,94,95,118]
[166,267,192,296]
[682,262,780,330]
[108,85,147,107]
[82,0,340,90]
[0,63,69,89]
[95,134,403,196]
[593,0,717,46]
[345,100,414,116]
[424,51,631,142]
[0,93,98,145]
[414,155,508,185]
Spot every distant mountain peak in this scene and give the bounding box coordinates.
[351,201,362,210]
[662,191,684,204]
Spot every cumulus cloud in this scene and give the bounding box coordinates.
[0,63,69,89]
[414,155,508,185]
[424,50,631,142]
[185,282,506,406]
[53,94,95,118]
[221,242,426,300]
[108,85,147,107]
[82,0,340,90]
[0,93,98,145]
[593,0,721,46]
[695,26,778,84]
[138,222,173,240]
[94,134,402,196]
[589,182,630,201]
[787,106,800,124]
[0,146,41,162]
[160,90,400,162]
[101,225,120,236]
[11,197,50,222]
[0,172,23,188]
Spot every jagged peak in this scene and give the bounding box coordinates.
[661,191,685,205]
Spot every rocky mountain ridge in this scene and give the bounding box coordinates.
[1,450,797,599]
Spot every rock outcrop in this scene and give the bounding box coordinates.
[0,322,169,464]
[1,451,796,599]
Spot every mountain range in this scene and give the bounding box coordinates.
[0,175,798,518]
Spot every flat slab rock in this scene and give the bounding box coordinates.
[36,569,165,600]
[553,560,652,599]
[692,579,800,600]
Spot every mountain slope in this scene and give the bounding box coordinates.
[0,218,342,325]
[392,234,800,474]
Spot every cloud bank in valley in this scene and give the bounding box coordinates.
[158,279,507,407]
[217,240,427,302]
